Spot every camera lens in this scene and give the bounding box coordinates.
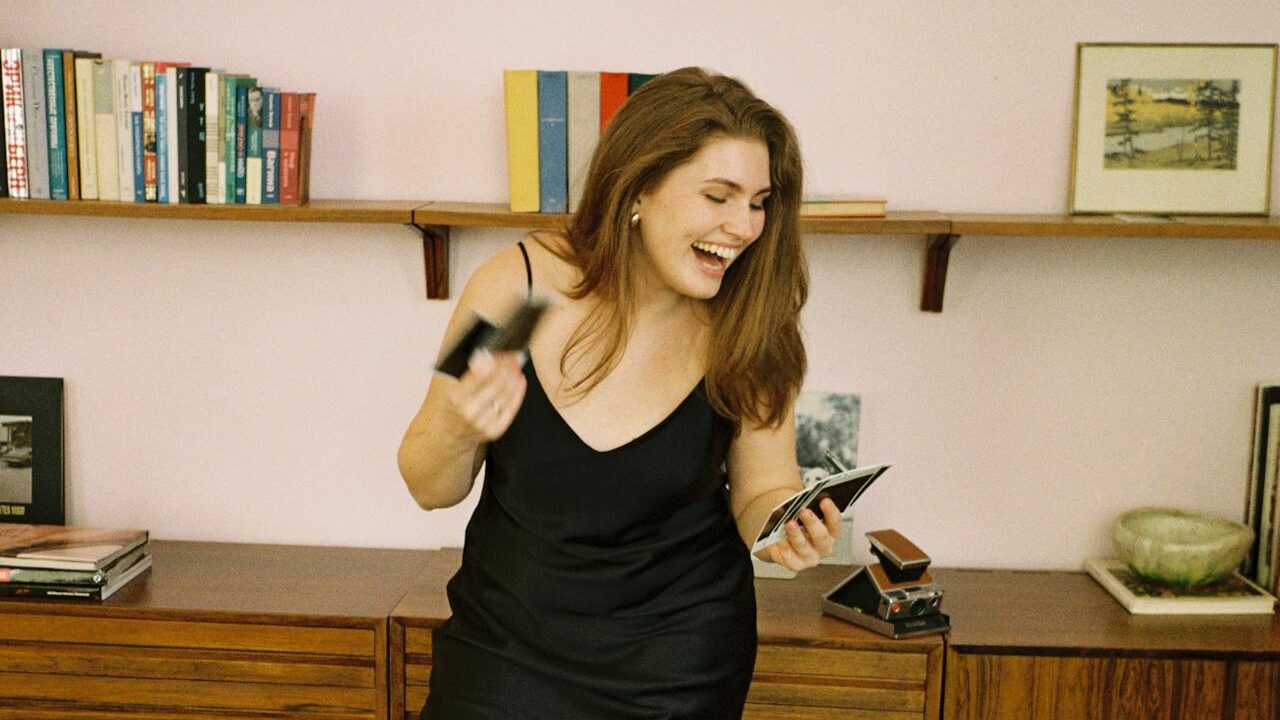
[909,599,925,615]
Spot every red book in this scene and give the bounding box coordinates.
[599,72,628,130]
[278,92,300,205]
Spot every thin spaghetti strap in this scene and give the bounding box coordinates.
[517,241,533,297]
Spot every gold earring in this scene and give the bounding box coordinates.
[629,212,641,227]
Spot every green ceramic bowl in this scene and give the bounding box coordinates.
[1113,507,1254,587]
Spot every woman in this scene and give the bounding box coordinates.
[398,67,843,720]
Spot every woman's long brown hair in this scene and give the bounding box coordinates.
[550,66,807,432]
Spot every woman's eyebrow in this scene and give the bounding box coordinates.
[703,178,772,195]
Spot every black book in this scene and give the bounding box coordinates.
[175,67,188,202]
[184,67,207,203]
[1,99,8,198]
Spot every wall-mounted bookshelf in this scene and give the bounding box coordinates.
[4,198,1278,310]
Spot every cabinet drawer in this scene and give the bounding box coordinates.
[0,612,373,656]
[749,643,929,712]
[743,702,920,720]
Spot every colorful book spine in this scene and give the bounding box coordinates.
[184,67,206,203]
[233,80,248,203]
[2,48,30,198]
[537,70,568,214]
[60,50,80,200]
[599,71,628,129]
[43,49,67,197]
[261,88,279,204]
[91,59,119,201]
[503,69,538,212]
[245,85,262,204]
[203,70,220,204]
[277,91,299,205]
[73,56,98,199]
[43,49,68,200]
[154,69,168,203]
[297,92,315,205]
[113,59,133,203]
[129,63,143,202]
[22,48,51,199]
[139,61,156,202]
[221,74,238,203]
[566,71,600,213]
[627,72,658,94]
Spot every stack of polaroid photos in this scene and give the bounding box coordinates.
[752,464,890,557]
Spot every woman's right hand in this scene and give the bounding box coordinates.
[443,349,528,444]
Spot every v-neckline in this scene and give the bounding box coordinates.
[525,360,704,455]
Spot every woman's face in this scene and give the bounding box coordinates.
[634,135,771,301]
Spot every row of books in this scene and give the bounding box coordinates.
[503,69,656,214]
[1,47,315,205]
[0,523,151,600]
[500,69,888,219]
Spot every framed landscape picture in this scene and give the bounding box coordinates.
[0,377,64,525]
[1069,43,1278,215]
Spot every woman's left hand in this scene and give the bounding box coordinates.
[760,497,843,572]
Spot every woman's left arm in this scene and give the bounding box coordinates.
[727,406,844,572]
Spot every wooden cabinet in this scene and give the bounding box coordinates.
[0,540,430,720]
[936,568,1280,720]
[389,553,944,720]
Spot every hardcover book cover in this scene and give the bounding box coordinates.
[112,59,133,202]
[21,48,50,199]
[0,524,148,572]
[139,61,157,202]
[537,70,567,214]
[278,91,299,205]
[203,70,220,203]
[503,69,539,212]
[599,71,628,130]
[566,70,599,214]
[3,48,30,198]
[1085,557,1277,615]
[43,49,67,200]
[296,92,315,206]
[261,88,279,204]
[800,198,888,218]
[60,50,80,199]
[245,84,262,204]
[184,67,207,203]
[73,56,98,200]
[91,58,119,201]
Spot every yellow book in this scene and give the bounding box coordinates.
[504,70,539,213]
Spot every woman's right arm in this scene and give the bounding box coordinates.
[397,247,530,510]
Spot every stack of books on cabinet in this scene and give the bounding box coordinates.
[0,524,151,600]
[503,69,656,214]
[1,46,316,205]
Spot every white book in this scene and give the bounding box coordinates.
[2,48,29,198]
[73,56,98,200]
[129,63,143,202]
[1085,558,1277,615]
[204,70,221,203]
[113,59,133,202]
[91,59,119,201]
[566,71,599,213]
[164,65,179,204]
[21,48,50,199]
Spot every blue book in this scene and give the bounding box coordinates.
[537,70,568,214]
[262,88,280,204]
[155,71,168,203]
[43,49,68,200]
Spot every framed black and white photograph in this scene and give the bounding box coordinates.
[796,390,860,565]
[0,377,64,525]
[1069,43,1277,215]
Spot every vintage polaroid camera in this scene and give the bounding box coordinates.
[822,529,950,639]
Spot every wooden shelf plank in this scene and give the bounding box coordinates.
[414,202,568,230]
[801,211,949,235]
[950,213,1280,240]
[0,198,422,224]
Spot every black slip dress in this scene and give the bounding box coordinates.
[420,243,757,720]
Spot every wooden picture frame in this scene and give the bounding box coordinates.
[1069,43,1278,215]
[0,376,64,525]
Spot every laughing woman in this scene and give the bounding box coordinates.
[398,67,842,720]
